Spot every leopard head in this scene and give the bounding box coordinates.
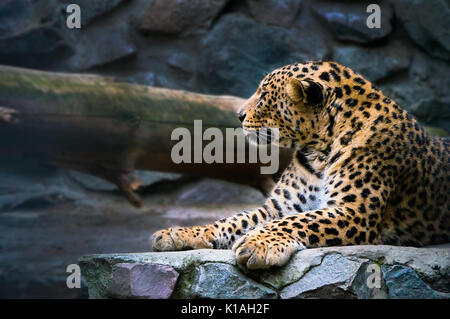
[238,61,340,149]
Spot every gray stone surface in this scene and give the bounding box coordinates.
[199,14,295,97]
[67,170,182,192]
[0,0,49,39]
[177,263,277,299]
[280,254,363,298]
[176,179,265,205]
[380,52,450,131]
[0,0,70,67]
[80,245,450,299]
[313,1,393,43]
[382,265,448,299]
[67,22,136,70]
[108,263,179,299]
[289,9,330,63]
[139,0,229,36]
[59,0,127,26]
[247,0,302,27]
[351,262,388,299]
[395,0,450,60]
[333,42,411,82]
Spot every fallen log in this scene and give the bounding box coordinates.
[0,65,292,207]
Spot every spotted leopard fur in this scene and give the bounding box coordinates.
[152,61,450,269]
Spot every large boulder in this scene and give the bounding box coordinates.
[199,14,293,97]
[67,21,136,70]
[67,170,182,192]
[313,0,393,43]
[58,0,128,26]
[394,0,450,60]
[380,52,450,131]
[333,42,411,82]
[247,0,303,28]
[139,0,229,36]
[0,0,70,68]
[199,13,329,98]
[0,0,132,69]
[175,179,265,205]
[289,8,330,62]
[107,263,179,299]
[80,245,450,299]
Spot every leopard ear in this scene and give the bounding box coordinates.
[286,78,307,103]
[286,78,324,106]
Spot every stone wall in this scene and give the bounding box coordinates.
[79,245,450,299]
[1,0,449,133]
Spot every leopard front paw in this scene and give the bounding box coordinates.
[232,228,301,269]
[151,226,215,252]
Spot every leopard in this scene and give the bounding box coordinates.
[152,61,450,269]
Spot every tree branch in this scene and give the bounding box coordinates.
[0,65,292,207]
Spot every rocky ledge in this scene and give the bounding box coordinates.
[79,245,449,299]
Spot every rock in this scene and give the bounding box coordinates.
[288,9,330,62]
[247,0,302,27]
[313,1,393,43]
[380,52,450,130]
[351,262,388,299]
[167,52,196,75]
[0,0,56,39]
[280,254,363,298]
[383,80,439,119]
[0,0,70,67]
[252,247,324,290]
[382,264,449,299]
[80,245,450,299]
[333,42,411,82]
[199,12,330,97]
[0,158,87,211]
[67,171,118,192]
[177,263,277,298]
[68,22,136,70]
[139,0,229,36]
[59,0,128,26]
[394,0,450,60]
[175,179,265,205]
[0,0,131,69]
[108,263,179,299]
[120,72,157,87]
[68,170,182,192]
[137,171,183,187]
[199,14,296,97]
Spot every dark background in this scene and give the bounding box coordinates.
[0,0,449,298]
[1,0,449,131]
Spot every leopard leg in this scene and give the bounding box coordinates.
[151,201,284,251]
[152,161,303,251]
[233,206,382,269]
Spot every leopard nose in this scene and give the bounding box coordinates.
[238,111,246,123]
